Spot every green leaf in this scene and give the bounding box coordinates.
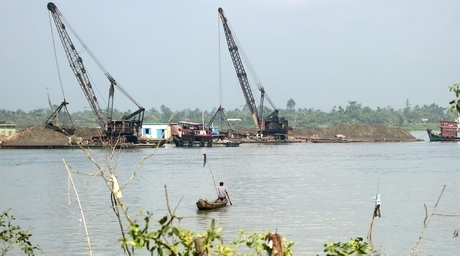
[158,216,168,225]
[172,227,180,236]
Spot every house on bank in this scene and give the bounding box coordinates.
[0,123,16,137]
[140,122,178,143]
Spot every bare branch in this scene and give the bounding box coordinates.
[410,185,446,255]
[63,159,93,256]
[433,213,460,217]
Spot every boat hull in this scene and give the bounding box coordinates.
[173,136,241,147]
[211,141,241,147]
[172,135,213,147]
[196,198,228,210]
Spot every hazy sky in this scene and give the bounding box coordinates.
[1,1,460,114]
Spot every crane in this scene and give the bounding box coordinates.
[217,7,289,137]
[206,105,234,137]
[47,2,145,143]
[44,100,75,136]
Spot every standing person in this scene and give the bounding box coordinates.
[373,193,381,218]
[217,182,229,201]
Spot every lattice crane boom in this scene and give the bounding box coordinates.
[218,7,260,130]
[47,2,107,129]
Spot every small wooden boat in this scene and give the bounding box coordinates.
[196,198,228,210]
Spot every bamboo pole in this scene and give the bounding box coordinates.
[367,179,380,243]
[203,154,218,197]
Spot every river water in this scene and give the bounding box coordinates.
[1,131,459,255]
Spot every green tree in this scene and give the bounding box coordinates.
[143,108,161,123]
[160,105,173,122]
[0,99,452,130]
[287,98,296,110]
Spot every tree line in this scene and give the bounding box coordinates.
[0,99,453,131]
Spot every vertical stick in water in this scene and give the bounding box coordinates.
[367,178,380,243]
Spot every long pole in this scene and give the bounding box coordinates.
[203,154,218,197]
[227,194,233,205]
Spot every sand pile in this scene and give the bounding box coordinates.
[1,125,101,146]
[229,123,416,141]
[293,123,416,141]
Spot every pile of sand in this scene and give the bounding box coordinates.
[2,125,101,146]
[293,123,416,141]
[235,123,416,141]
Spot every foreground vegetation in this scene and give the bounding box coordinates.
[2,206,374,255]
[1,209,38,255]
[0,100,453,131]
